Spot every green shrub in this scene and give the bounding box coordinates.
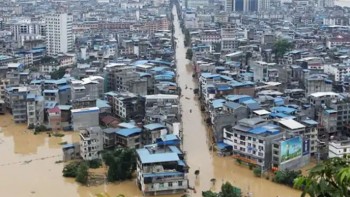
[253,167,262,177]
[62,161,80,177]
[76,162,89,184]
[248,163,254,170]
[88,159,102,169]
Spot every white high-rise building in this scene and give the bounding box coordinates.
[45,13,73,56]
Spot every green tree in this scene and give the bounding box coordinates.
[253,167,262,177]
[50,67,66,79]
[202,191,218,197]
[272,39,293,63]
[102,148,136,182]
[186,48,193,60]
[202,182,241,197]
[294,155,350,197]
[273,169,301,187]
[75,162,89,184]
[62,161,80,177]
[221,182,241,197]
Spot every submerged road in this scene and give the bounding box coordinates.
[172,5,215,196]
[172,5,302,197]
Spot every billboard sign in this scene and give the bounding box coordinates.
[280,137,302,164]
[302,139,310,155]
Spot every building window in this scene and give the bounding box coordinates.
[168,182,173,187]
[159,183,164,188]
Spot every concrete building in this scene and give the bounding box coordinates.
[5,86,29,123]
[105,64,147,95]
[226,0,270,12]
[116,127,142,149]
[329,139,350,158]
[144,94,179,123]
[48,106,61,130]
[109,91,145,121]
[71,107,99,130]
[304,74,332,96]
[80,126,103,160]
[271,136,310,170]
[26,93,44,126]
[9,18,46,47]
[136,145,188,196]
[223,117,284,170]
[45,13,73,56]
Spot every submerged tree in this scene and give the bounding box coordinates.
[294,155,350,197]
[202,182,241,197]
[75,162,89,184]
[102,148,136,182]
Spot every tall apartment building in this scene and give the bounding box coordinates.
[5,86,29,123]
[226,0,270,12]
[45,13,73,56]
[26,93,44,126]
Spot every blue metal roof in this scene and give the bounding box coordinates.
[26,93,35,100]
[224,102,241,110]
[148,60,172,66]
[136,149,180,164]
[43,89,58,93]
[201,73,220,79]
[270,106,296,114]
[58,85,70,91]
[44,101,57,109]
[137,72,152,77]
[302,119,318,125]
[62,144,74,149]
[144,123,166,131]
[212,99,225,109]
[154,74,173,81]
[168,146,182,155]
[116,127,142,137]
[217,142,232,150]
[96,99,110,108]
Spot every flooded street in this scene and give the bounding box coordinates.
[0,114,145,197]
[172,5,302,197]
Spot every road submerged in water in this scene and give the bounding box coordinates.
[172,4,302,197]
[0,4,305,197]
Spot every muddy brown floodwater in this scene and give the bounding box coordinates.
[0,114,180,197]
[0,5,308,197]
[172,5,304,197]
